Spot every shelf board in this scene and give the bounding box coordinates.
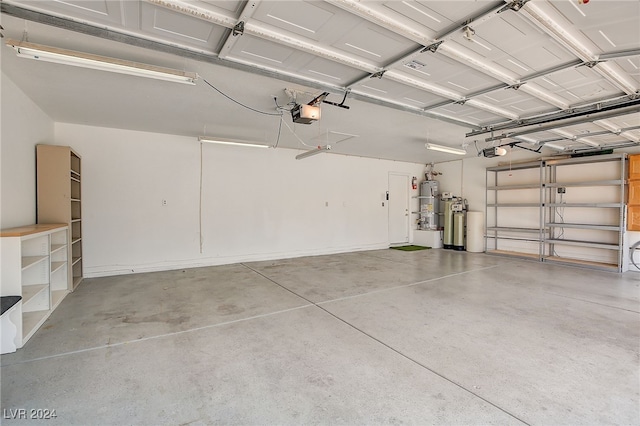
[545,239,619,250]
[71,198,81,202]
[51,261,67,273]
[487,203,540,208]
[71,218,81,223]
[1,223,67,237]
[22,310,50,343]
[70,176,80,183]
[22,284,48,305]
[70,169,80,178]
[72,256,82,266]
[486,227,543,233]
[546,180,624,188]
[486,249,540,260]
[543,255,619,271]
[50,244,67,254]
[51,290,69,310]
[72,237,82,245]
[485,236,542,242]
[21,255,48,271]
[546,203,622,208]
[487,184,540,190]
[546,223,620,231]
[73,276,83,289]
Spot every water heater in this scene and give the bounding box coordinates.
[418,181,439,230]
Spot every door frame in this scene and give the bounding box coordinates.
[388,172,410,245]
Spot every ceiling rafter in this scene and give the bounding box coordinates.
[593,121,640,143]
[509,125,640,150]
[2,0,637,156]
[150,0,521,122]
[469,95,640,137]
[0,2,480,130]
[146,0,383,75]
[519,1,639,96]
[324,0,574,120]
[218,0,261,60]
[480,103,640,142]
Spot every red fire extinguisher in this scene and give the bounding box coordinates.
[412,176,417,190]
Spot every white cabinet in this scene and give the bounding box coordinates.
[1,224,71,351]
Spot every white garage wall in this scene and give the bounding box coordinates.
[55,123,424,277]
[0,72,55,229]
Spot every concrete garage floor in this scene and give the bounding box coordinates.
[1,249,639,425]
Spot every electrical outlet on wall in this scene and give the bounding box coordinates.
[557,187,566,194]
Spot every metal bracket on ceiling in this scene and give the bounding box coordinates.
[498,0,530,14]
[454,99,467,105]
[232,21,244,36]
[370,70,386,79]
[583,60,605,68]
[308,92,329,106]
[421,41,444,54]
[322,90,351,110]
[508,82,525,90]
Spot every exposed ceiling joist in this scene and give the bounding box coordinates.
[468,96,640,137]
[520,1,639,96]
[481,104,640,141]
[218,0,261,60]
[598,48,640,62]
[325,0,572,115]
[0,1,480,130]
[593,121,640,143]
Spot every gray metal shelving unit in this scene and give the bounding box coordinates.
[543,153,627,272]
[485,160,546,261]
[485,153,627,272]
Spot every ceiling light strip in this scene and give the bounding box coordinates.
[198,137,270,148]
[425,143,466,155]
[6,39,198,84]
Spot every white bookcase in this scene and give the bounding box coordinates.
[37,145,83,289]
[0,224,71,351]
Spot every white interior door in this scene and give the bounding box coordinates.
[388,173,409,245]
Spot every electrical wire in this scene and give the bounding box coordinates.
[273,115,283,149]
[273,96,294,113]
[202,78,281,116]
[280,118,317,148]
[630,240,640,271]
[552,193,565,257]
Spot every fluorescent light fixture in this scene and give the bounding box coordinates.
[6,39,197,84]
[198,137,270,148]
[425,143,466,155]
[295,145,331,160]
